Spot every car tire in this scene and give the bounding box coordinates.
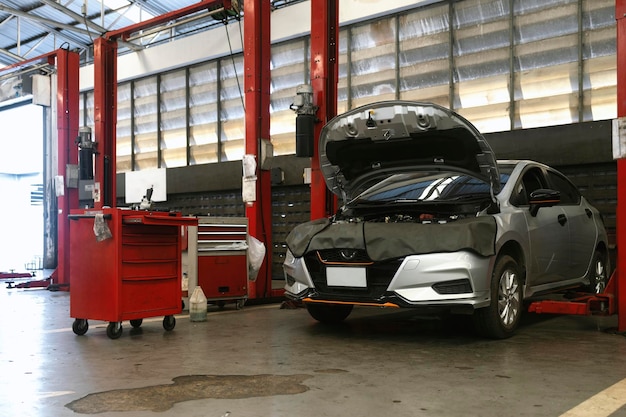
[473,255,522,339]
[587,249,609,294]
[306,303,353,324]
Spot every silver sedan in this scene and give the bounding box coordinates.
[283,101,609,339]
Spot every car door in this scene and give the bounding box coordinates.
[546,170,598,279]
[514,167,570,286]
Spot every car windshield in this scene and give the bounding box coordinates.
[350,171,511,204]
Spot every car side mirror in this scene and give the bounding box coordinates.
[529,189,560,217]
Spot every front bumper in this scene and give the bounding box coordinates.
[283,249,492,310]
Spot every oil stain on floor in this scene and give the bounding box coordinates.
[66,373,312,414]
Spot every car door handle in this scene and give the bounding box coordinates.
[558,214,567,226]
[585,208,593,218]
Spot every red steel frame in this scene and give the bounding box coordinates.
[94,0,280,300]
[616,0,626,332]
[0,49,79,290]
[310,0,339,220]
[95,1,234,209]
[55,49,80,289]
[243,0,273,299]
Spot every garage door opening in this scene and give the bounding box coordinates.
[0,103,44,273]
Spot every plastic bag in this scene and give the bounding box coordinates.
[247,235,266,281]
[93,213,112,242]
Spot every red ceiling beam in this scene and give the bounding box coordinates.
[106,0,232,41]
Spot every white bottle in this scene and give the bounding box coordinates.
[189,286,208,322]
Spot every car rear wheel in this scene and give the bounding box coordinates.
[473,255,522,339]
[587,250,609,294]
[306,303,353,324]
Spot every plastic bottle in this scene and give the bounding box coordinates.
[189,286,208,322]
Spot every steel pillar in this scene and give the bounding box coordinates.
[615,0,626,332]
[55,49,80,289]
[93,37,118,209]
[310,0,339,220]
[244,0,273,299]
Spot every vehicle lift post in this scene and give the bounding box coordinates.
[309,0,339,220]
[243,0,273,299]
[615,0,626,333]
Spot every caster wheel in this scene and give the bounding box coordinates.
[236,299,245,310]
[72,319,88,335]
[106,322,123,339]
[130,319,143,328]
[163,315,176,331]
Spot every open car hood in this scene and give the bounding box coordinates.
[319,101,500,201]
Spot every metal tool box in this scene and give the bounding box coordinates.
[69,208,197,339]
[191,217,249,309]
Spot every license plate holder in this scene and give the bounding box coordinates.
[326,266,367,288]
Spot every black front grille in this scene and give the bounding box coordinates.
[304,251,402,301]
[315,249,372,264]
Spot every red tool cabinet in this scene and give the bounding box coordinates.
[69,208,197,339]
[193,217,249,309]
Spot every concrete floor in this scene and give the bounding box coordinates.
[1,285,626,417]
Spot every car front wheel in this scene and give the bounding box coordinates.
[473,255,523,339]
[306,303,353,324]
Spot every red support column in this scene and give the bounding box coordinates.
[244,0,272,298]
[93,37,118,209]
[55,49,80,289]
[310,0,339,220]
[615,0,626,332]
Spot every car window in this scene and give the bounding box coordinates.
[547,170,581,205]
[510,167,546,206]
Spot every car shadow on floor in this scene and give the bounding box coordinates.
[300,305,607,344]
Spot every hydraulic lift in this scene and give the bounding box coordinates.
[67,2,261,337]
[305,0,626,333]
[523,2,626,333]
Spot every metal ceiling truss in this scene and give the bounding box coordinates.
[0,0,306,68]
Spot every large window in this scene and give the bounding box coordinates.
[350,18,397,108]
[79,0,617,173]
[160,69,188,168]
[399,4,451,108]
[133,77,158,170]
[219,55,245,162]
[189,61,219,165]
[270,40,307,156]
[116,84,132,173]
[453,0,511,132]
